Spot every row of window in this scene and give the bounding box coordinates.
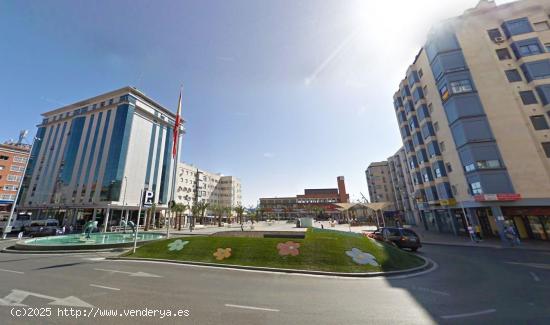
[0,194,16,200]
[3,185,18,191]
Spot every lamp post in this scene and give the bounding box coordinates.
[122,176,128,226]
[2,137,40,240]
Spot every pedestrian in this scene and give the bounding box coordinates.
[475,224,482,240]
[508,225,520,246]
[321,224,324,229]
[17,231,23,240]
[240,223,244,232]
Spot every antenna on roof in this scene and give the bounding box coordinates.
[18,130,29,144]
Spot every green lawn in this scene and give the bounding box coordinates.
[127,228,424,273]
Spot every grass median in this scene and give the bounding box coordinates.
[126,228,424,273]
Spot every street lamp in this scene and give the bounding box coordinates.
[2,137,41,239]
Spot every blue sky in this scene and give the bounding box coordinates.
[0,0,514,206]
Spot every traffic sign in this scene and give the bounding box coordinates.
[143,190,154,207]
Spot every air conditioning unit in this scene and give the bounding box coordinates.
[494,36,505,43]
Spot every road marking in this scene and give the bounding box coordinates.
[0,289,93,307]
[506,262,550,270]
[225,304,280,312]
[83,257,106,261]
[441,309,496,319]
[529,272,540,282]
[89,284,120,291]
[410,286,450,296]
[94,268,162,278]
[0,268,24,274]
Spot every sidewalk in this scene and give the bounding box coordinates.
[406,225,550,252]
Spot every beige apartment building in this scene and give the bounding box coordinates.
[365,162,396,207]
[392,0,550,241]
[387,147,422,226]
[176,162,242,223]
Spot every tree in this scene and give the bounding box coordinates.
[191,204,201,229]
[234,205,245,224]
[210,204,225,227]
[195,201,209,225]
[171,203,185,230]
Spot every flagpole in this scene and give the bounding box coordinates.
[168,86,183,238]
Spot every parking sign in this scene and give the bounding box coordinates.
[143,190,154,207]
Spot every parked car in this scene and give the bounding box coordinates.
[368,227,421,252]
[26,219,59,238]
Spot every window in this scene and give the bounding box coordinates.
[502,17,533,38]
[445,162,453,173]
[530,115,550,130]
[546,43,550,52]
[543,142,550,158]
[0,155,8,161]
[521,60,550,82]
[440,141,446,152]
[505,69,522,82]
[419,69,423,78]
[487,28,503,41]
[13,156,27,163]
[6,175,22,182]
[0,194,16,200]
[518,43,542,56]
[450,79,473,94]
[3,185,18,191]
[434,121,439,132]
[439,84,449,101]
[428,103,433,113]
[423,85,428,95]
[534,21,550,32]
[10,165,25,172]
[465,160,502,172]
[0,165,4,170]
[496,48,512,60]
[470,181,483,195]
[520,91,538,105]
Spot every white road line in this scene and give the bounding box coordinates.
[89,284,120,291]
[529,272,540,282]
[225,304,280,312]
[0,268,24,274]
[441,309,496,319]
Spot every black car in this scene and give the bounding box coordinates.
[378,227,422,251]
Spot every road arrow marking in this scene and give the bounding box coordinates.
[94,268,162,278]
[89,284,120,291]
[0,289,93,307]
[529,272,540,282]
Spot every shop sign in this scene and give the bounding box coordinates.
[439,199,457,206]
[474,193,521,202]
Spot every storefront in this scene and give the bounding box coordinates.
[502,207,550,241]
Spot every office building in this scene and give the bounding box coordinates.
[18,87,184,230]
[392,0,550,240]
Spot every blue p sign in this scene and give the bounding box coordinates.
[143,190,154,207]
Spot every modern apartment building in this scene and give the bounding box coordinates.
[387,147,421,226]
[0,142,30,218]
[392,0,550,241]
[176,162,242,217]
[18,87,183,229]
[365,162,396,205]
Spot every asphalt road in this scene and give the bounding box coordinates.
[0,240,549,325]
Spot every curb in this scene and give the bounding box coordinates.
[1,246,128,254]
[106,254,434,278]
[422,241,550,252]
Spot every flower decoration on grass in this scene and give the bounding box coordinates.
[345,248,379,266]
[277,241,301,256]
[213,248,232,260]
[167,239,189,251]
